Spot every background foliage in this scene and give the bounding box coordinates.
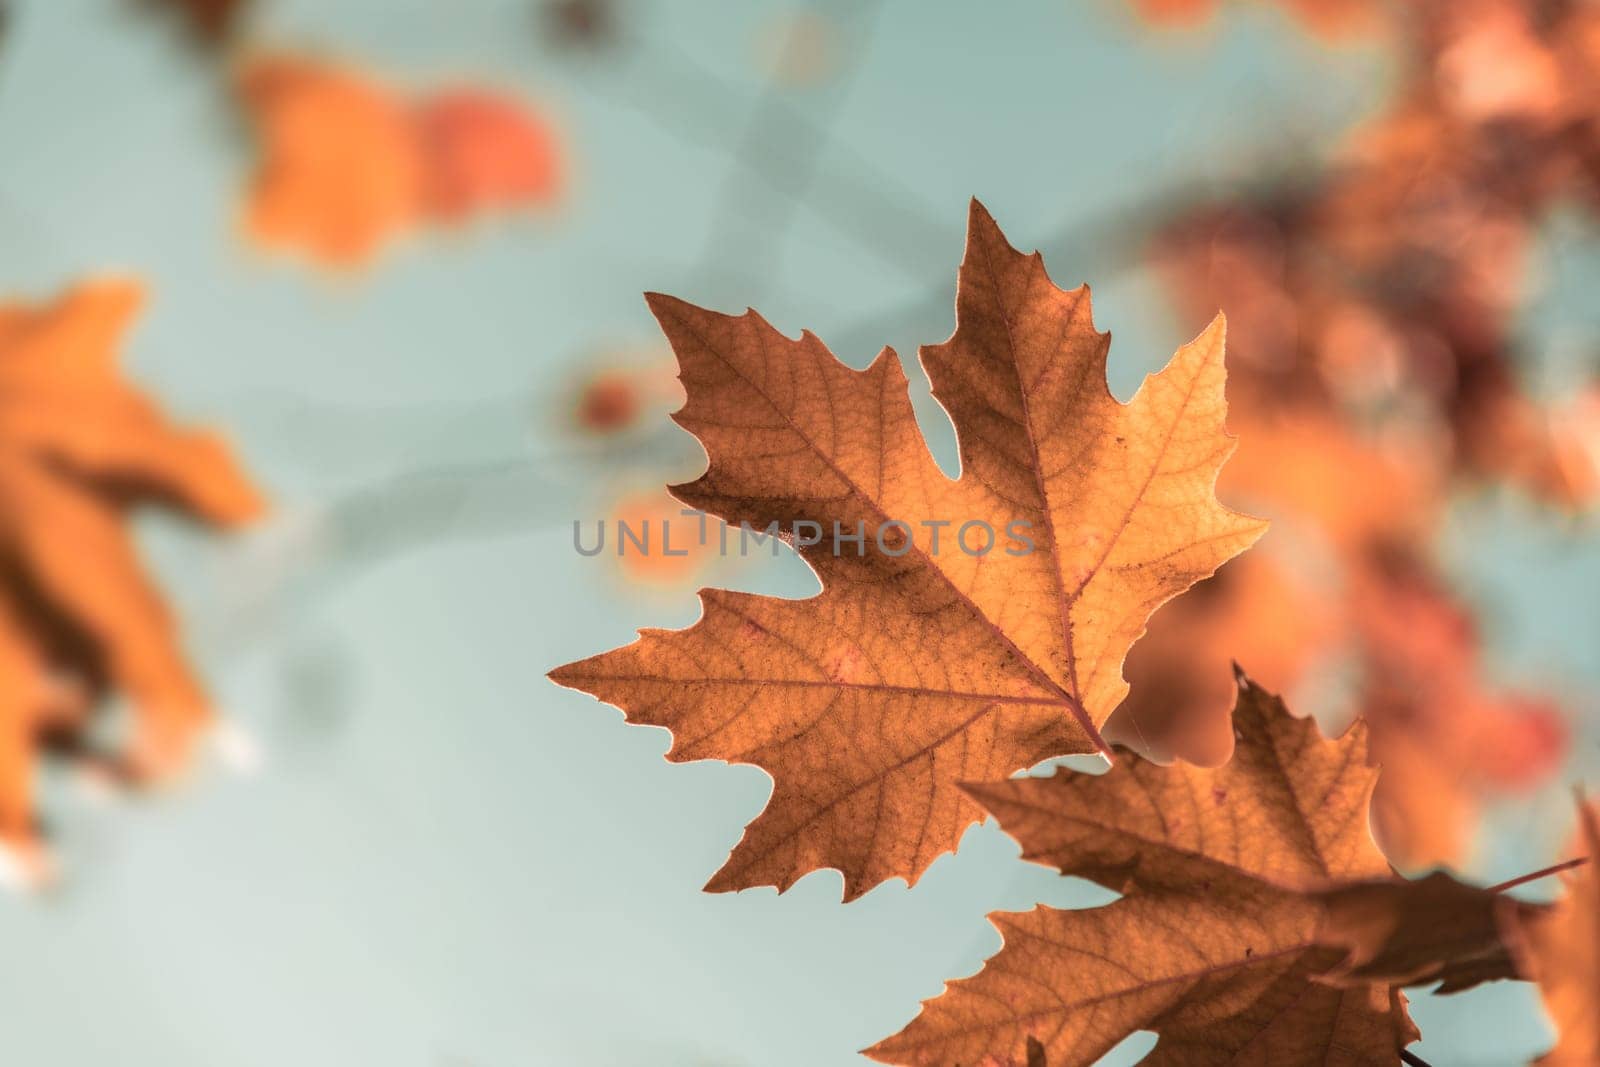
[0,1,1595,1063]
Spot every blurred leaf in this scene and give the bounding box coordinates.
[237,53,564,268]
[1506,799,1600,1064]
[0,280,263,881]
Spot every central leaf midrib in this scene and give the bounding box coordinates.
[570,673,1073,707]
[970,235,1085,703]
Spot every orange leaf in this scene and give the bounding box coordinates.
[550,201,1265,900]
[413,89,562,222]
[0,280,263,876]
[866,676,1419,1066]
[1316,869,1543,994]
[237,53,563,267]
[236,54,424,267]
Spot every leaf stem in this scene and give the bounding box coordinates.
[1401,1050,1436,1067]
[1487,855,1589,894]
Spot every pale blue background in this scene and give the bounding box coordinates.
[0,1,1595,1063]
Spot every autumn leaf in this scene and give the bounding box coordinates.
[867,675,1418,1066]
[236,53,563,267]
[0,280,263,877]
[550,200,1265,900]
[412,88,562,223]
[235,54,420,267]
[1315,869,1543,994]
[1505,801,1600,1065]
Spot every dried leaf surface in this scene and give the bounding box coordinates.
[551,201,1264,899]
[1316,870,1541,993]
[867,677,1419,1066]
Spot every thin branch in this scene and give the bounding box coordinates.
[688,0,888,302]
[1400,1050,1436,1067]
[610,43,954,282]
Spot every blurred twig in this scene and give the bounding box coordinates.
[687,0,887,302]
[194,424,686,661]
[568,12,957,281]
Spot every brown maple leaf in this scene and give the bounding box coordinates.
[549,201,1266,900]
[1505,800,1600,1064]
[1315,869,1544,994]
[866,674,1419,1066]
[0,280,264,876]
